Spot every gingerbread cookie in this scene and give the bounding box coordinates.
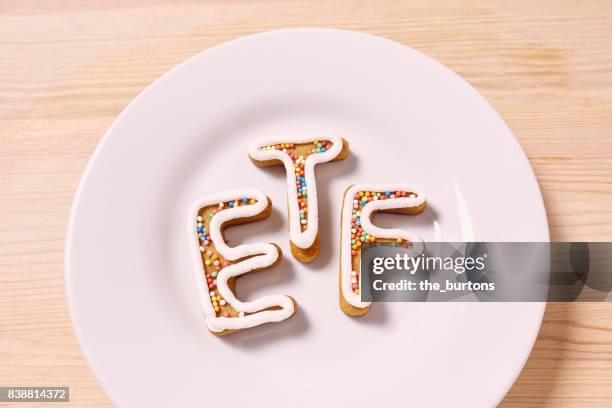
[189,189,296,335]
[248,134,349,262]
[340,184,427,316]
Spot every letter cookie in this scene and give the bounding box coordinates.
[248,134,349,262]
[340,184,427,316]
[189,189,295,335]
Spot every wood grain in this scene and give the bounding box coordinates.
[1,1,611,406]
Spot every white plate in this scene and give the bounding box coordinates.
[66,29,548,407]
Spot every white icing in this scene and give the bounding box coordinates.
[248,133,344,249]
[341,184,427,309]
[189,188,294,332]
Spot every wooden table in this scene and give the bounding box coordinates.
[1,1,611,406]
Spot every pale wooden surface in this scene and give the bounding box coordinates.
[1,1,612,406]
